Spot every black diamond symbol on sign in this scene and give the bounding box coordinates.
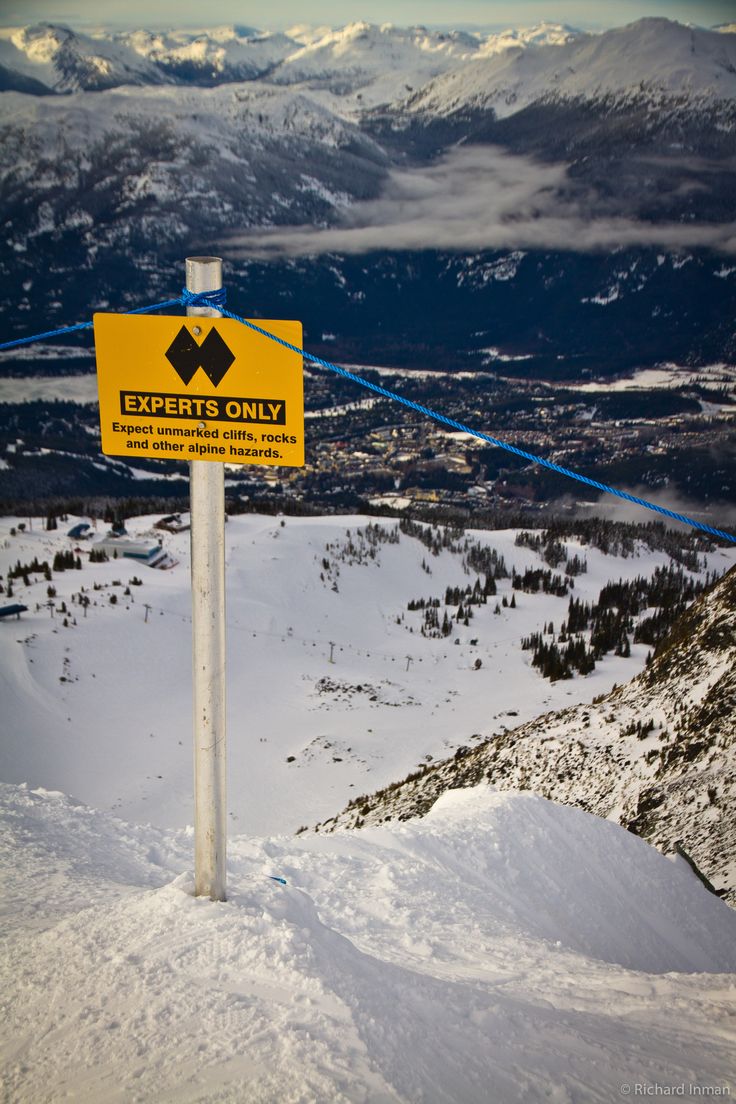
[165,325,235,388]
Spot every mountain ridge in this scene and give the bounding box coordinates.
[1,16,734,391]
[0,20,580,98]
[398,19,736,119]
[3,18,732,109]
[317,563,736,905]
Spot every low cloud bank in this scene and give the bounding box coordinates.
[224,146,736,259]
[570,486,736,532]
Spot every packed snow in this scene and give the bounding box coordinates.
[2,512,736,1101]
[1,782,735,1103]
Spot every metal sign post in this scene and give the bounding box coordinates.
[187,256,227,901]
[93,259,305,904]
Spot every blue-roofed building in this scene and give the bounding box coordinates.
[67,522,93,540]
[0,604,29,620]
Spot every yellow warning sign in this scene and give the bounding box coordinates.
[93,314,304,466]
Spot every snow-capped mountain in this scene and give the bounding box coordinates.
[0,20,586,101]
[476,22,581,55]
[321,563,736,904]
[0,23,168,93]
[0,17,734,374]
[2,17,733,115]
[268,22,481,108]
[118,26,298,85]
[399,18,736,119]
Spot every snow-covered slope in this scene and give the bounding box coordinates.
[0,24,169,92]
[269,22,481,107]
[119,26,298,84]
[1,513,733,838]
[0,78,387,257]
[402,18,736,119]
[0,21,584,102]
[476,22,581,56]
[1,781,735,1103]
[322,563,736,902]
[3,513,736,1097]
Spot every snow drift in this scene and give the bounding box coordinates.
[1,782,735,1103]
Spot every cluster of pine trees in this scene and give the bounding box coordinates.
[406,596,441,612]
[5,556,52,584]
[419,605,462,638]
[521,631,596,680]
[511,567,569,597]
[399,517,466,556]
[463,542,509,580]
[52,550,82,572]
[514,519,708,570]
[444,578,496,605]
[408,571,501,638]
[522,564,713,681]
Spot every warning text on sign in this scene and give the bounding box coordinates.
[120,390,287,424]
[94,314,304,467]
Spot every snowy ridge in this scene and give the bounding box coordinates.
[1,17,730,121]
[118,26,298,84]
[269,22,482,108]
[322,564,736,904]
[0,23,168,92]
[476,22,581,55]
[0,20,584,100]
[400,18,736,119]
[1,782,735,1101]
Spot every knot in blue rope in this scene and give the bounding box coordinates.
[180,287,227,310]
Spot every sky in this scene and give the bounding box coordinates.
[1,0,734,30]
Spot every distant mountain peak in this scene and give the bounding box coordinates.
[400,17,736,119]
[0,21,169,92]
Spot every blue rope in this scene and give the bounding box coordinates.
[211,302,736,546]
[1,286,734,544]
[0,319,95,352]
[0,290,226,353]
[180,287,228,310]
